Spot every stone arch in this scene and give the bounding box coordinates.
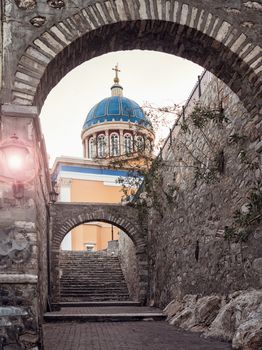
[50,203,148,304]
[11,1,262,116]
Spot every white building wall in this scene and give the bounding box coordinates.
[59,179,72,250]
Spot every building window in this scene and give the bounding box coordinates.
[145,139,152,153]
[98,134,106,158]
[89,137,95,158]
[110,133,120,156]
[84,242,96,252]
[124,133,133,154]
[135,135,145,152]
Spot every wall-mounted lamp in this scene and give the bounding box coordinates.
[49,189,59,204]
[49,182,59,204]
[0,134,36,199]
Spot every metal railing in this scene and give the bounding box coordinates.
[159,69,213,158]
[132,69,213,203]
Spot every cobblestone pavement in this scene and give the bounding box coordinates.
[43,321,232,350]
[46,306,162,315]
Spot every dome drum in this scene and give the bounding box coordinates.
[83,128,154,159]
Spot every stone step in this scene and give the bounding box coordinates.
[61,258,119,261]
[44,313,165,323]
[61,281,127,284]
[60,293,130,298]
[61,294,130,302]
[61,267,121,270]
[61,272,124,275]
[56,301,141,307]
[60,287,128,291]
[60,298,130,302]
[60,286,128,290]
[60,279,127,283]
[61,270,123,273]
[60,291,129,295]
[60,290,129,293]
[61,281,125,284]
[44,313,165,322]
[60,252,129,303]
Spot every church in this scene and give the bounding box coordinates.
[51,65,155,251]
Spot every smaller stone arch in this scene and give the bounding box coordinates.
[50,203,148,305]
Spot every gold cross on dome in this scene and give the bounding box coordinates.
[112,64,121,83]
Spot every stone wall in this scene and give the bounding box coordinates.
[34,129,50,323]
[49,202,149,304]
[0,106,50,349]
[146,72,262,308]
[1,0,261,118]
[118,231,140,301]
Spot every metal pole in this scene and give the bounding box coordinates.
[197,75,202,98]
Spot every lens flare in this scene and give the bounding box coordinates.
[6,154,24,171]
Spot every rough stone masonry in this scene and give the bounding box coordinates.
[146,71,262,348]
[0,0,261,348]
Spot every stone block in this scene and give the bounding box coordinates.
[1,104,38,118]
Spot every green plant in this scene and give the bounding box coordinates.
[180,121,190,134]
[229,133,247,144]
[224,182,262,242]
[190,104,228,129]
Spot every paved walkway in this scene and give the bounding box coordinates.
[43,321,232,350]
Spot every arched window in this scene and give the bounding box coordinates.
[145,139,152,153]
[124,133,133,154]
[98,134,106,158]
[135,135,145,152]
[110,133,120,156]
[88,137,95,159]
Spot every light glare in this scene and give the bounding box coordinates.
[7,154,24,171]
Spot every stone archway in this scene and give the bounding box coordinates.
[50,203,148,304]
[2,1,260,117]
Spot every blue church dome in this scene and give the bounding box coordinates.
[83,96,152,130]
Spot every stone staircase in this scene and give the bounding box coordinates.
[60,251,130,302]
[44,250,165,324]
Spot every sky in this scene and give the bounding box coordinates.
[40,50,203,165]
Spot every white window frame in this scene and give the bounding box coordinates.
[98,134,106,158]
[110,132,120,156]
[89,137,95,158]
[124,133,133,154]
[135,135,145,152]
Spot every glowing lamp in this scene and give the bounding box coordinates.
[0,134,36,198]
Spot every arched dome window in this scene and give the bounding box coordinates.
[88,137,95,159]
[135,135,145,152]
[110,133,120,156]
[98,134,106,158]
[145,139,152,154]
[124,133,133,155]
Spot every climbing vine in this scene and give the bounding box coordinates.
[109,98,230,216]
[103,77,261,244]
[224,145,262,242]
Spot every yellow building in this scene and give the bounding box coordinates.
[52,66,154,251]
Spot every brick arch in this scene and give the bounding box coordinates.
[50,203,148,304]
[53,211,146,251]
[12,1,262,116]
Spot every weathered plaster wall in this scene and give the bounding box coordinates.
[147,72,262,308]
[0,107,50,349]
[118,231,140,301]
